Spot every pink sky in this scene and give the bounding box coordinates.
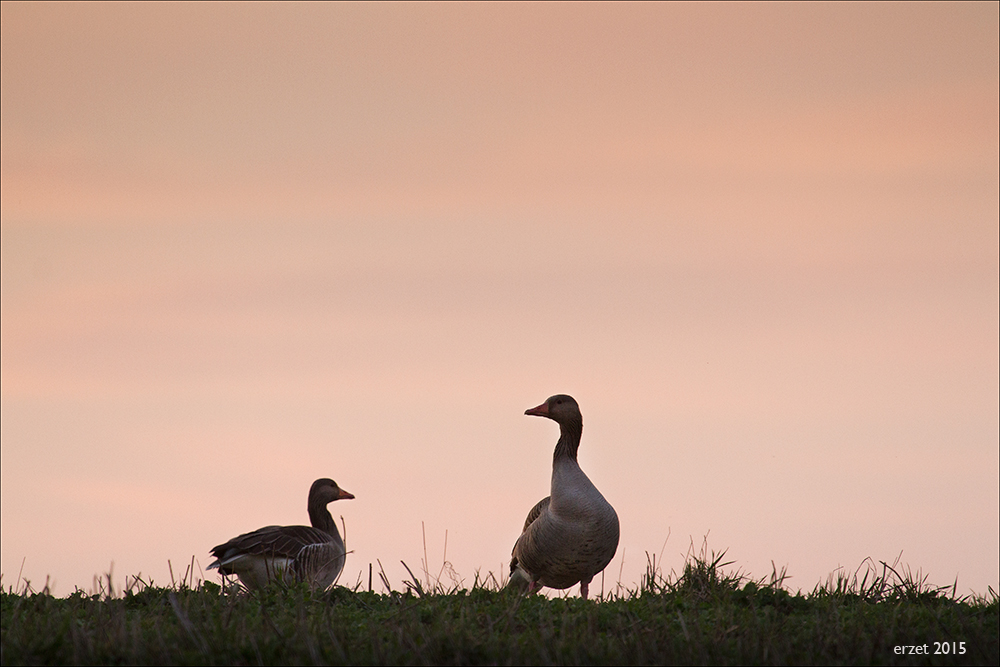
[2,3,998,597]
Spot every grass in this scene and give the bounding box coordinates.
[2,541,997,665]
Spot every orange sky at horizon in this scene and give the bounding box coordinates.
[2,3,997,597]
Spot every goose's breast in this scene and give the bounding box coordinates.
[518,505,620,589]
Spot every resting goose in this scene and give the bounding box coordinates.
[508,394,620,599]
[207,478,354,590]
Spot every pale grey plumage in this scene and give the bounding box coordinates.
[509,395,620,599]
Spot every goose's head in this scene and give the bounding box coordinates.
[525,394,581,425]
[310,478,355,505]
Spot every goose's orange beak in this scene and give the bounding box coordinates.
[525,402,549,417]
[338,489,355,500]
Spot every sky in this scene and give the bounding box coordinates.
[2,2,998,598]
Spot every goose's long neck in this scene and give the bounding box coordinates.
[308,503,339,538]
[553,417,583,463]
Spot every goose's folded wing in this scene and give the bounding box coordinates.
[521,496,551,532]
[210,525,334,566]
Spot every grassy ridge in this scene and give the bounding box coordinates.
[2,550,997,665]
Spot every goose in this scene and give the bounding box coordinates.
[207,478,354,590]
[508,394,619,599]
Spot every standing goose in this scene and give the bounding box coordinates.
[207,478,354,590]
[508,394,620,599]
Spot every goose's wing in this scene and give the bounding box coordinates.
[209,525,334,572]
[521,496,550,532]
[508,496,552,591]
